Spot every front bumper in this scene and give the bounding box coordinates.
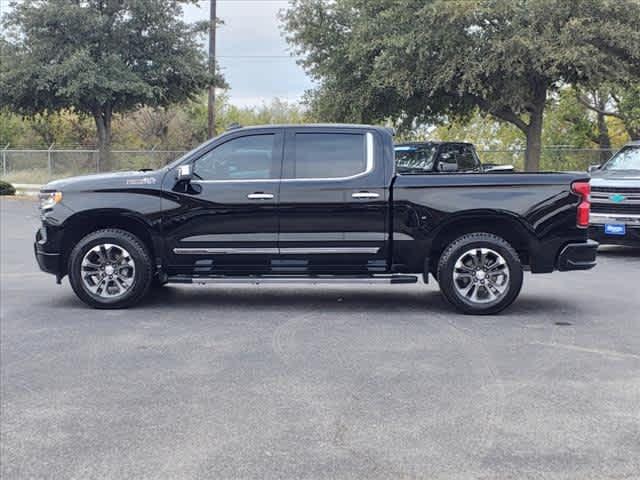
[34,243,61,275]
[556,239,599,271]
[589,213,640,246]
[34,226,63,278]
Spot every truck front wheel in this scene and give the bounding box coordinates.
[68,229,153,309]
[436,233,523,315]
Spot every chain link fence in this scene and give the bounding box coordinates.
[477,148,614,172]
[0,146,615,185]
[0,147,187,184]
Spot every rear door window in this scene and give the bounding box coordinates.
[291,133,367,179]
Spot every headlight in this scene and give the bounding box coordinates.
[39,191,63,211]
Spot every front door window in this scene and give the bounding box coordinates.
[193,134,278,180]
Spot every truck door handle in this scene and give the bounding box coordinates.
[352,192,380,199]
[247,193,274,200]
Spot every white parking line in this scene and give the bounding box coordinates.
[531,341,640,360]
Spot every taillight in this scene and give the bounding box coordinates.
[571,181,591,228]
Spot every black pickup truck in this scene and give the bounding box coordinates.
[395,141,514,174]
[35,124,597,314]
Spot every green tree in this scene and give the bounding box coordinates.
[578,84,640,142]
[183,93,311,144]
[0,108,95,147]
[433,114,522,150]
[1,0,224,170]
[283,0,640,171]
[572,89,613,162]
[0,109,28,146]
[433,89,623,170]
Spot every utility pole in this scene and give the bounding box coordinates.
[207,0,217,139]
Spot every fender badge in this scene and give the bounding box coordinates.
[610,194,626,203]
[126,177,156,185]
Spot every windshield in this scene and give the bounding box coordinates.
[165,136,220,170]
[394,144,437,173]
[603,146,640,171]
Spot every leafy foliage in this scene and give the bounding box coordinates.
[432,89,631,170]
[1,0,223,168]
[1,93,311,150]
[181,94,311,145]
[282,0,640,170]
[578,84,640,141]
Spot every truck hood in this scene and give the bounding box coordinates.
[591,169,640,189]
[42,170,165,191]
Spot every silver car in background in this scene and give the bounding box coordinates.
[589,141,640,246]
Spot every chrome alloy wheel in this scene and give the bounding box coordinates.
[452,247,510,304]
[81,243,136,298]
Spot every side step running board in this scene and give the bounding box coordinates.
[168,275,419,285]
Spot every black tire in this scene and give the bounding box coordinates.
[68,228,153,309]
[436,232,523,315]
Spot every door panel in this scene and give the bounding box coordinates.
[162,130,282,275]
[277,128,389,274]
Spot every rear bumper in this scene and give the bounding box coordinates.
[556,239,599,271]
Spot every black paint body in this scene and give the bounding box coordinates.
[35,125,596,281]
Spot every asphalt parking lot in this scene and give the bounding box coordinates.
[1,197,639,480]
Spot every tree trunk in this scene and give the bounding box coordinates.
[593,94,613,164]
[94,107,113,172]
[524,107,544,172]
[596,111,612,164]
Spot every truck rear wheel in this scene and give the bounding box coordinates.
[68,229,153,309]
[436,232,523,315]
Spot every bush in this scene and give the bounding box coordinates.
[0,180,16,196]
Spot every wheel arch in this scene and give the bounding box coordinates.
[59,209,161,277]
[427,211,535,276]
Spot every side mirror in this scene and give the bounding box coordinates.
[588,164,601,173]
[176,164,193,182]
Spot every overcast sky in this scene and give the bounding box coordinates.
[183,0,314,107]
[0,0,314,108]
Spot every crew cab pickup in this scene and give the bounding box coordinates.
[35,124,598,314]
